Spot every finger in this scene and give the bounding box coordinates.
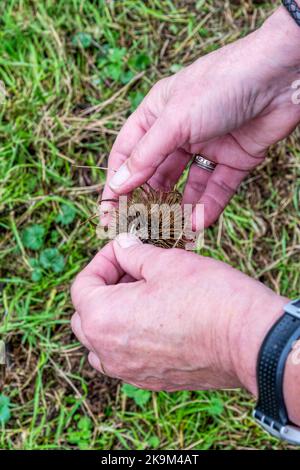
[71,312,94,351]
[109,109,187,194]
[113,233,164,281]
[119,273,136,284]
[101,148,191,228]
[79,242,123,284]
[100,108,153,224]
[182,160,212,205]
[71,242,125,312]
[192,164,248,229]
[148,148,191,191]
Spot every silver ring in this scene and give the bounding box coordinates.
[193,154,216,173]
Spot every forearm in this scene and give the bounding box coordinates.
[243,5,300,424]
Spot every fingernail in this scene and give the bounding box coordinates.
[115,232,142,248]
[88,352,102,372]
[109,162,130,190]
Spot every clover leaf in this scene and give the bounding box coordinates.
[39,248,65,273]
[72,32,93,49]
[56,204,76,226]
[22,225,45,251]
[122,384,151,407]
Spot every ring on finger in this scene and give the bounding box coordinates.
[193,154,217,173]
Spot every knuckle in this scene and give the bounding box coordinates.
[129,145,143,167]
[202,192,224,212]
[188,177,206,195]
[81,315,102,346]
[70,314,78,335]
[81,321,94,345]
[130,146,157,173]
[149,173,174,192]
[212,177,235,197]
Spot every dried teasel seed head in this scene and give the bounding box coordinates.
[100,184,189,250]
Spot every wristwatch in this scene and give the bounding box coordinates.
[282,0,300,27]
[253,299,300,445]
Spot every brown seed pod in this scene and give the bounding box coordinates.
[100,184,189,250]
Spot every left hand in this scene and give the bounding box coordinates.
[100,8,300,228]
[71,233,285,393]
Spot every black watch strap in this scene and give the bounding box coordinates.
[254,299,300,445]
[283,0,300,27]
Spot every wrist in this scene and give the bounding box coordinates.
[259,5,300,71]
[230,291,300,427]
[249,5,300,119]
[229,286,288,396]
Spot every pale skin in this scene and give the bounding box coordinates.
[71,5,300,427]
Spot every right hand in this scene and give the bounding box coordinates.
[101,7,300,228]
[71,233,287,395]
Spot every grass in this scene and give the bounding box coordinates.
[0,0,299,450]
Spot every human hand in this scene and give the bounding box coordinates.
[101,6,300,228]
[71,233,286,394]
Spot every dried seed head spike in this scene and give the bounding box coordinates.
[79,213,99,227]
[72,165,118,173]
[100,184,189,250]
[99,198,119,204]
[72,165,110,170]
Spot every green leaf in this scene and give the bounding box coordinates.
[50,230,59,243]
[130,53,150,71]
[148,436,160,448]
[199,27,209,38]
[207,397,224,416]
[105,63,123,81]
[31,268,42,282]
[29,257,40,268]
[29,258,43,281]
[67,415,92,449]
[170,64,183,73]
[78,441,90,450]
[72,32,92,49]
[120,70,134,84]
[108,47,126,63]
[22,225,45,251]
[77,416,92,431]
[39,248,65,273]
[169,24,178,34]
[122,384,151,407]
[129,91,144,111]
[0,394,11,425]
[56,204,76,226]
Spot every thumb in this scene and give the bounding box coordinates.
[113,233,162,280]
[109,110,184,194]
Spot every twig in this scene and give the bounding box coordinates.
[48,357,97,425]
[78,71,145,117]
